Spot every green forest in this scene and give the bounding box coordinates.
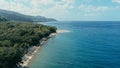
[0,16,57,68]
[0,16,8,21]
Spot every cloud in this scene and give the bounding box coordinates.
[55,0,75,9]
[112,0,120,3]
[79,4,109,12]
[0,0,75,17]
[0,0,48,15]
[78,4,109,16]
[31,0,54,7]
[38,0,75,19]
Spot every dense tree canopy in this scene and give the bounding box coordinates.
[0,16,8,21]
[0,21,57,68]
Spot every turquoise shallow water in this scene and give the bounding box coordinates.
[29,21,120,68]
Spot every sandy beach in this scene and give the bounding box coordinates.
[21,35,54,68]
[56,30,71,33]
[21,46,40,67]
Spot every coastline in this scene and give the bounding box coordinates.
[20,30,70,68]
[20,32,56,68]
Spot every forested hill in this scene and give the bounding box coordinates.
[0,20,57,68]
[0,16,8,21]
[0,9,57,22]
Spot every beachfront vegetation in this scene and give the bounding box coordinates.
[0,20,57,68]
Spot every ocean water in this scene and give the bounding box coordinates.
[29,21,120,68]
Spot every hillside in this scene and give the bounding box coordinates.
[0,16,7,21]
[0,21,57,68]
[0,9,57,22]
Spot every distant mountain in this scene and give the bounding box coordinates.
[0,9,57,22]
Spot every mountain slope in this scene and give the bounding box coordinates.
[0,16,8,21]
[0,9,57,22]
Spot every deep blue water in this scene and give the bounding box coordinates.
[29,21,120,68]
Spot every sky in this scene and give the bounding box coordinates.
[0,0,120,21]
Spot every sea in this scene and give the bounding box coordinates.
[28,21,120,68]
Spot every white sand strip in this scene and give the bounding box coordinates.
[56,30,71,33]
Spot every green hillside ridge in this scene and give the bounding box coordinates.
[0,9,57,22]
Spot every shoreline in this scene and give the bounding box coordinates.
[20,32,57,68]
[20,30,70,68]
